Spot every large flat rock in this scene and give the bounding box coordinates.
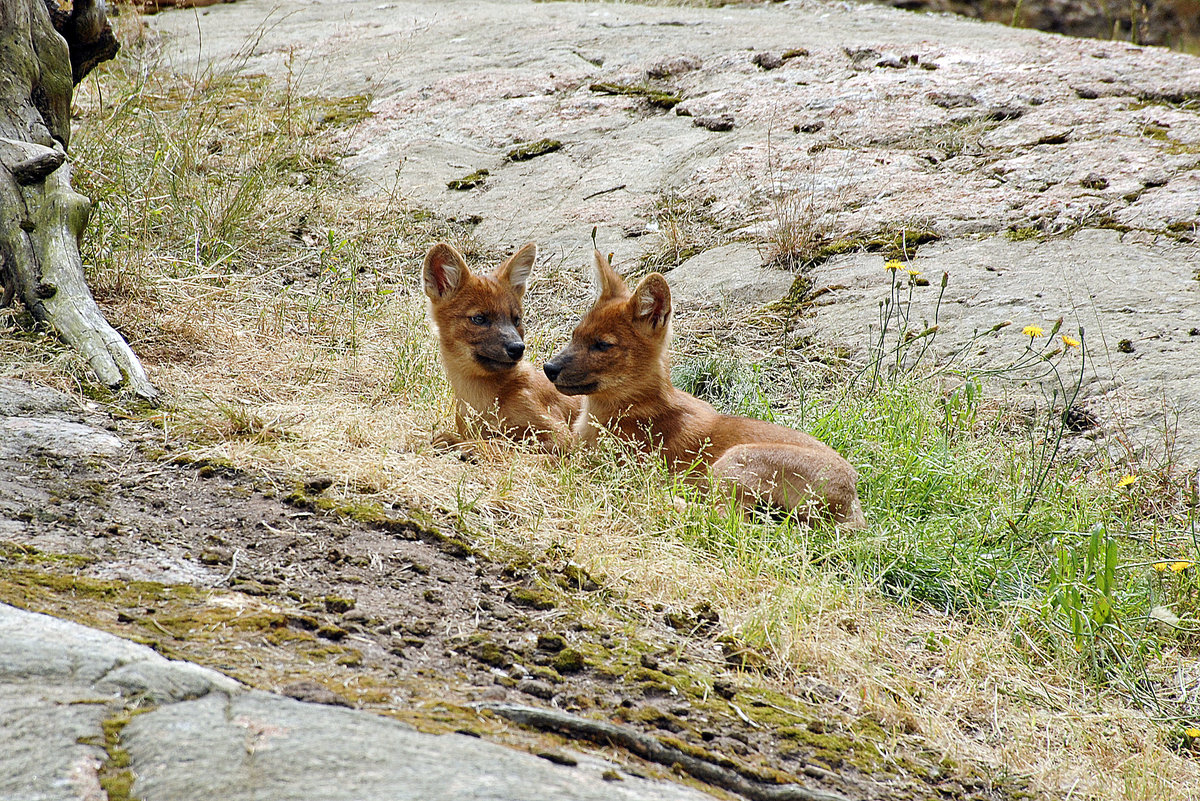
[0,602,714,801]
[808,228,1200,461]
[149,0,1200,463]
[124,691,714,801]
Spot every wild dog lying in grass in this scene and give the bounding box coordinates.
[423,242,578,453]
[543,249,865,528]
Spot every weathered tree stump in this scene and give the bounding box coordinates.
[0,0,157,400]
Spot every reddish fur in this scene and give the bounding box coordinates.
[423,242,578,452]
[545,250,865,528]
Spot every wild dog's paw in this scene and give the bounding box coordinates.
[432,431,485,462]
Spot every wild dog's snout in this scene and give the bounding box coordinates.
[543,359,562,382]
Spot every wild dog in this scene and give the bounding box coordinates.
[423,241,578,452]
[543,249,865,528]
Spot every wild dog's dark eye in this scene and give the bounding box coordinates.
[469,314,488,326]
[513,316,521,327]
[590,340,614,353]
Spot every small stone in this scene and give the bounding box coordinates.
[646,55,701,78]
[751,52,783,70]
[536,633,567,652]
[601,769,623,782]
[323,596,356,614]
[876,56,905,69]
[712,678,737,699]
[1141,169,1169,188]
[793,120,824,133]
[517,679,556,700]
[1117,339,1135,353]
[1075,86,1100,99]
[537,751,578,766]
[1081,172,1109,190]
[551,648,586,674]
[639,653,659,670]
[303,475,333,494]
[927,91,977,109]
[694,114,734,132]
[280,680,352,707]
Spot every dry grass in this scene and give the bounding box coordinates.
[2,20,1200,801]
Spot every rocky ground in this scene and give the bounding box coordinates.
[0,378,1026,799]
[150,0,1200,466]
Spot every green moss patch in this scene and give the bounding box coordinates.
[505,139,563,162]
[588,82,682,109]
[447,169,489,190]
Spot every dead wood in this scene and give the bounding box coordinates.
[0,0,157,400]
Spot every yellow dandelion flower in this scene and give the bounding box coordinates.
[1022,325,1045,338]
[884,260,903,272]
[907,269,921,277]
[1170,561,1195,573]
[1061,334,1081,349]
[1186,727,1200,738]
[1117,474,1137,487]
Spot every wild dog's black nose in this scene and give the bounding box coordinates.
[543,361,561,382]
[506,341,526,360]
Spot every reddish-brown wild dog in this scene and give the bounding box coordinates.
[423,242,578,452]
[543,249,865,527]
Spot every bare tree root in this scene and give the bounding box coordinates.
[476,702,850,801]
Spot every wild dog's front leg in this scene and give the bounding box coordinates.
[711,444,865,529]
[533,416,576,455]
[433,400,488,459]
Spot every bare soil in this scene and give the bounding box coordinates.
[1,396,1026,801]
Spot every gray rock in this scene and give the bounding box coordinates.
[0,604,240,701]
[1,604,710,801]
[665,244,794,307]
[0,378,72,416]
[806,229,1200,463]
[123,691,713,801]
[147,0,1200,459]
[0,685,111,801]
[0,417,123,459]
[693,114,734,132]
[0,605,240,801]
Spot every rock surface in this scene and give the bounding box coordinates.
[666,243,794,306]
[0,602,713,801]
[0,379,722,801]
[123,691,711,801]
[150,0,1200,464]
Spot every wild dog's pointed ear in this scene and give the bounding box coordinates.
[495,242,537,298]
[591,248,628,302]
[423,243,470,300]
[630,273,672,330]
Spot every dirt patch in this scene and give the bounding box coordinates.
[1,397,1020,801]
